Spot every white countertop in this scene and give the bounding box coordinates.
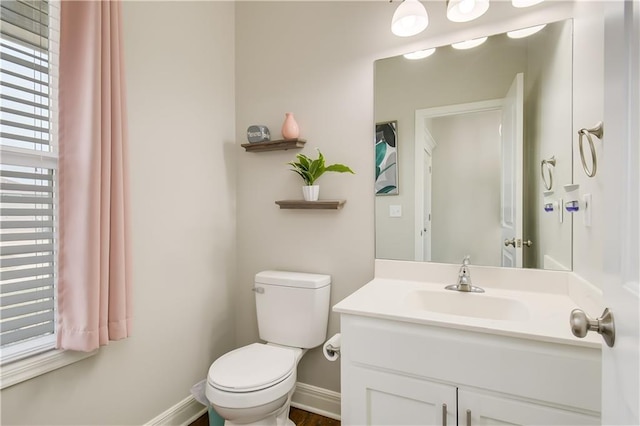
[333,260,603,349]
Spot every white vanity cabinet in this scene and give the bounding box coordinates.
[340,314,601,426]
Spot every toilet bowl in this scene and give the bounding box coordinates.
[205,270,331,426]
[206,343,304,425]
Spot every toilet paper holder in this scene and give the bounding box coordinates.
[325,344,340,357]
[323,333,341,361]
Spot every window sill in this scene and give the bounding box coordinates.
[1,348,96,389]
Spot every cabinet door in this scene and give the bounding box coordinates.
[458,389,600,426]
[345,366,457,426]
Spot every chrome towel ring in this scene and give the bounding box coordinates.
[578,121,603,178]
[540,156,556,190]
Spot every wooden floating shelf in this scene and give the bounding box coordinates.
[241,138,306,152]
[275,200,346,210]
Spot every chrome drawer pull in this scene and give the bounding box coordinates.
[442,403,447,426]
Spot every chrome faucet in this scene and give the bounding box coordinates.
[445,255,484,293]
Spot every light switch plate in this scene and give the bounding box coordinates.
[389,205,402,217]
[559,199,564,223]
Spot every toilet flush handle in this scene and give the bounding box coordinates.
[252,287,265,294]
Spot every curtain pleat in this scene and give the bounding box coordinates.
[57,0,132,352]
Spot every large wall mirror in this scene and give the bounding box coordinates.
[375,19,573,271]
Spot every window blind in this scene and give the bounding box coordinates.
[1,0,59,364]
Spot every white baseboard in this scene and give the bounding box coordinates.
[291,382,341,421]
[146,382,340,425]
[145,395,207,426]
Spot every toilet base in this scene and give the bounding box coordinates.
[215,391,294,426]
[275,403,295,426]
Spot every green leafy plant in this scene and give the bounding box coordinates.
[288,149,354,186]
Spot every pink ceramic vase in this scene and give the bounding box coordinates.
[281,112,300,140]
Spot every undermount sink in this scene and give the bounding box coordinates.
[403,289,530,321]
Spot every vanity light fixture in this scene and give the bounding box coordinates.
[403,48,436,60]
[446,0,490,23]
[507,24,547,39]
[451,36,488,50]
[391,0,429,37]
[511,0,544,7]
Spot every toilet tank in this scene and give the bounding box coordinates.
[254,270,331,349]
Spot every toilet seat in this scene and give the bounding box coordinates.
[208,343,296,392]
[206,343,299,410]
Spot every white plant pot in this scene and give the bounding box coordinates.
[302,185,320,201]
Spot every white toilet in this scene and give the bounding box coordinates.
[205,270,331,426]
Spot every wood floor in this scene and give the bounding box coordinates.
[289,407,341,426]
[190,407,340,426]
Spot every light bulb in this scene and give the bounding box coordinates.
[392,0,429,37]
[458,0,476,14]
[451,37,488,50]
[446,0,489,22]
[403,48,436,60]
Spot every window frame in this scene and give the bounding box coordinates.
[0,347,95,389]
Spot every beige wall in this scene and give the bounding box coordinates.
[0,2,237,425]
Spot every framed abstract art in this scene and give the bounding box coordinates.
[375,121,399,195]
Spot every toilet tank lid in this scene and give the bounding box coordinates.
[255,270,331,288]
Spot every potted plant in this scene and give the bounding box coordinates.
[288,149,354,201]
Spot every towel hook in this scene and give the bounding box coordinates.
[578,121,603,178]
[540,156,556,190]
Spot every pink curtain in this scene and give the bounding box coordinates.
[57,0,132,352]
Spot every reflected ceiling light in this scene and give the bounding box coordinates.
[403,48,436,60]
[391,0,429,37]
[507,24,546,39]
[511,0,544,7]
[446,0,490,23]
[451,36,488,50]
